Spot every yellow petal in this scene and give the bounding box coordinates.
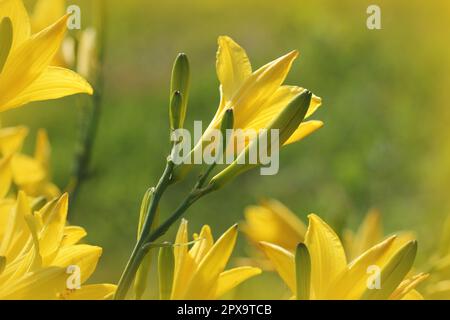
[389,273,429,300]
[284,120,324,146]
[34,129,50,168]
[231,50,299,128]
[61,226,87,247]
[305,214,347,299]
[245,86,321,132]
[0,0,30,51]
[0,198,15,238]
[0,126,28,155]
[216,36,252,104]
[60,284,117,300]
[215,266,261,298]
[4,66,93,109]
[171,219,195,299]
[52,244,102,284]
[259,241,296,293]
[328,236,396,299]
[0,156,12,198]
[0,15,69,111]
[361,240,417,300]
[11,154,45,185]
[0,191,31,260]
[401,289,424,300]
[0,266,66,300]
[189,225,214,264]
[31,0,65,32]
[242,199,306,251]
[39,194,68,260]
[183,225,238,299]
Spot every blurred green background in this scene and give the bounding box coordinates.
[4,0,450,298]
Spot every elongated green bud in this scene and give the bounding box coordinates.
[134,188,156,300]
[170,53,190,129]
[0,18,13,73]
[218,108,234,159]
[169,91,183,131]
[158,245,175,300]
[209,90,312,189]
[295,243,311,300]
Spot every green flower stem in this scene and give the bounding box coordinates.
[114,165,215,300]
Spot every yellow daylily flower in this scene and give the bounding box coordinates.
[0,192,116,300]
[0,0,93,112]
[174,36,323,182]
[169,220,261,300]
[241,199,306,252]
[260,214,427,300]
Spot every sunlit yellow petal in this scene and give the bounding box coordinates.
[259,241,296,293]
[401,289,424,300]
[11,154,45,185]
[189,225,214,264]
[0,156,12,198]
[61,226,87,247]
[0,0,30,50]
[305,214,347,299]
[390,273,429,300]
[0,126,28,155]
[216,36,252,104]
[0,15,69,111]
[328,236,396,299]
[60,284,117,300]
[284,121,324,146]
[183,225,238,299]
[31,0,65,32]
[215,266,261,298]
[5,66,93,109]
[0,266,66,300]
[39,194,68,260]
[52,244,102,284]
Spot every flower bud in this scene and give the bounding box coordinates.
[170,53,190,129]
[209,90,312,189]
[158,245,175,300]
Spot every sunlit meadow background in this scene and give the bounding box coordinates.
[4,0,450,298]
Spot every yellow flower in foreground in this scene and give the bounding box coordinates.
[0,190,116,299]
[260,214,428,300]
[174,36,323,181]
[169,220,261,299]
[0,0,92,112]
[242,199,306,252]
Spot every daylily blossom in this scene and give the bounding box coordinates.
[0,0,92,112]
[174,36,323,183]
[260,214,428,300]
[0,189,116,299]
[242,199,306,252]
[169,219,261,299]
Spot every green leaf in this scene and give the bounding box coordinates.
[158,245,175,300]
[295,243,311,300]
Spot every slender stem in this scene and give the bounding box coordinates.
[67,1,107,214]
[114,180,214,300]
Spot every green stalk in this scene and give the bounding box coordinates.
[114,174,214,300]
